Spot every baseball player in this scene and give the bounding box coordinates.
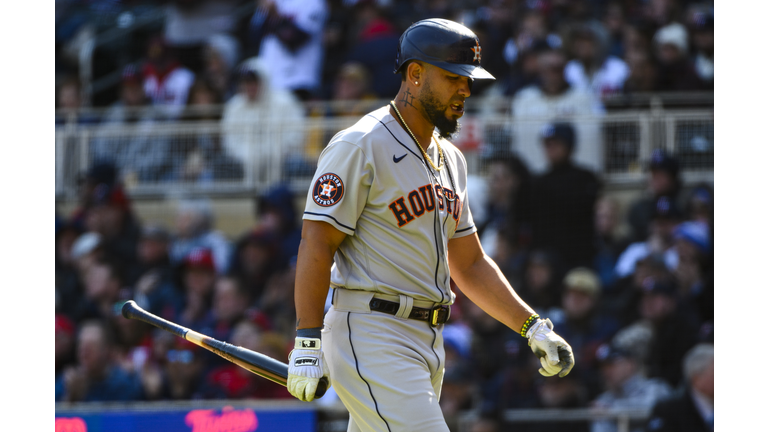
[287,19,575,431]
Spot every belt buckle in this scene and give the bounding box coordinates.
[429,305,450,327]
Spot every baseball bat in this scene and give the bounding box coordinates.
[121,300,329,398]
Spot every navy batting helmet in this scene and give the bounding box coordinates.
[394,19,495,80]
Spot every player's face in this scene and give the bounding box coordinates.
[420,66,472,139]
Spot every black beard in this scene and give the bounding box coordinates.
[420,82,461,140]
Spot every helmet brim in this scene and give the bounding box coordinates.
[436,62,496,80]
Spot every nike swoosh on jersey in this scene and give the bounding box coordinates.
[393,154,407,163]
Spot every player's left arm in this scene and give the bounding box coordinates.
[448,233,575,377]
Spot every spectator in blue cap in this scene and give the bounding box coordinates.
[627,149,682,244]
[672,221,713,325]
[530,121,602,269]
[615,196,682,280]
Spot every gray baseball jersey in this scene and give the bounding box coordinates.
[303,105,477,305]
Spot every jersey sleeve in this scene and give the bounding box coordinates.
[303,140,372,236]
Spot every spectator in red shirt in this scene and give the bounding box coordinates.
[142,35,195,119]
[202,320,292,399]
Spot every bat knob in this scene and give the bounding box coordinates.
[121,300,139,319]
[316,377,329,399]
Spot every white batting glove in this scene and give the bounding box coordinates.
[526,318,575,377]
[287,337,330,401]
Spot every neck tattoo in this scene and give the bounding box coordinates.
[398,88,416,108]
[390,101,444,172]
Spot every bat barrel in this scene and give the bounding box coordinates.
[121,300,329,399]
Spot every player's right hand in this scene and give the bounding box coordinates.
[287,337,330,401]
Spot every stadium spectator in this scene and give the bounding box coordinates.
[602,1,627,59]
[622,50,660,94]
[248,0,329,100]
[671,221,712,306]
[176,248,219,332]
[55,76,98,126]
[687,10,714,91]
[462,298,537,414]
[593,196,629,290]
[80,259,127,322]
[636,278,700,388]
[210,276,252,342]
[440,361,475,432]
[131,224,183,320]
[55,76,80,112]
[69,162,119,231]
[510,48,604,174]
[652,23,704,92]
[646,343,714,432]
[480,9,556,100]
[91,65,171,185]
[202,33,242,102]
[142,35,196,119]
[683,184,713,232]
[56,320,144,402]
[166,78,221,184]
[201,320,292,399]
[549,267,620,399]
[70,231,105,280]
[255,183,302,268]
[167,78,244,183]
[477,154,533,261]
[518,250,562,315]
[255,265,297,338]
[56,314,77,377]
[343,2,401,99]
[330,62,378,116]
[110,309,154,378]
[626,149,682,243]
[169,199,232,274]
[230,228,282,309]
[616,196,682,280]
[221,59,306,182]
[163,0,241,73]
[530,122,602,269]
[84,183,142,276]
[158,339,208,400]
[512,372,591,431]
[590,343,673,432]
[56,220,87,322]
[564,24,629,100]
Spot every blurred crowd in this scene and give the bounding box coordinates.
[56,0,715,107]
[55,1,714,431]
[56,134,714,432]
[55,0,714,189]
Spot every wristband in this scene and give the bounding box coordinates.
[296,327,323,339]
[520,314,540,337]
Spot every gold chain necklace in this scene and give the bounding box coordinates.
[390,101,444,171]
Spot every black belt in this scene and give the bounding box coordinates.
[369,298,450,327]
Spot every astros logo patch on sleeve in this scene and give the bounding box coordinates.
[312,173,345,207]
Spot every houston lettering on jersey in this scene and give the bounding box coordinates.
[389,184,461,227]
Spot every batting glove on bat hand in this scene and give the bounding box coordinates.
[526,318,575,377]
[288,337,330,401]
